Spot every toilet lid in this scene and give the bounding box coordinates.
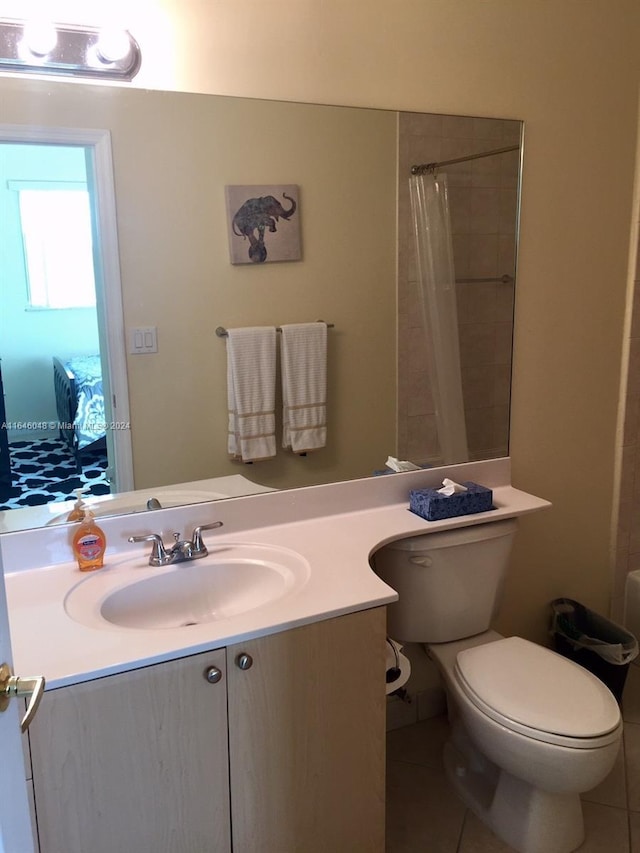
[455,637,620,739]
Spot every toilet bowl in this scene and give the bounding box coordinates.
[429,632,621,853]
[373,519,623,853]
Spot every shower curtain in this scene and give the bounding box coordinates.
[409,172,469,465]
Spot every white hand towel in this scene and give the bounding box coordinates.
[226,326,277,462]
[280,323,327,453]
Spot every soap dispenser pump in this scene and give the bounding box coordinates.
[67,488,88,522]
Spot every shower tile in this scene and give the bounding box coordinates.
[468,188,500,235]
[401,112,443,138]
[407,325,430,364]
[441,136,479,160]
[493,363,512,406]
[499,149,520,189]
[471,152,501,188]
[499,189,518,235]
[406,414,438,462]
[457,282,496,324]
[462,365,495,409]
[467,234,500,278]
[407,370,435,417]
[441,115,475,138]
[408,137,441,167]
[495,277,515,322]
[452,234,471,277]
[500,120,522,144]
[494,323,514,364]
[448,187,471,234]
[465,409,495,454]
[492,404,510,450]
[497,235,516,280]
[472,117,504,140]
[459,324,496,367]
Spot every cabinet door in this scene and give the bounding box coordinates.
[228,607,387,853]
[30,650,231,853]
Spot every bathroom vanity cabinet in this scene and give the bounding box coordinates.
[27,607,386,853]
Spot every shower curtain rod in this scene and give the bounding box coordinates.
[411,144,519,175]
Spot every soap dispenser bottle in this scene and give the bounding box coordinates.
[67,488,88,522]
[72,510,107,572]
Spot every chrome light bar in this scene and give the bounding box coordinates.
[0,18,141,81]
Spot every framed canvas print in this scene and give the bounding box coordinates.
[225,184,301,265]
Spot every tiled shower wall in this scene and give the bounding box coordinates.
[397,113,521,465]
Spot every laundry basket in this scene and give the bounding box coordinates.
[550,597,638,703]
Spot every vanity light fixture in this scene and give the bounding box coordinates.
[0,18,141,81]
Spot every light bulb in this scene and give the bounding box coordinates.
[22,20,57,57]
[95,29,131,64]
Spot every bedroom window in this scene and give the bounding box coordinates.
[17,187,97,310]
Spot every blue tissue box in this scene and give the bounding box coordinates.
[409,482,493,521]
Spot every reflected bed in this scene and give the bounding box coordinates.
[52,355,106,470]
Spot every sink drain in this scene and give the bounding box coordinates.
[180,620,199,627]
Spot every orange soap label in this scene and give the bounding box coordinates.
[76,533,105,561]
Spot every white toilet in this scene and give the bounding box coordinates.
[374,518,622,853]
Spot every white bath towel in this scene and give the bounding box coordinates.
[280,322,327,453]
[226,326,277,462]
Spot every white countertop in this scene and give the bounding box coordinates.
[4,472,550,689]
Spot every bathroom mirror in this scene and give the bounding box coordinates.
[0,74,522,532]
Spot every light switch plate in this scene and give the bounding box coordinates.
[130,326,158,354]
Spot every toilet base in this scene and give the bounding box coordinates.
[444,725,585,853]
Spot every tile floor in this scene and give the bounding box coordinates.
[386,662,640,852]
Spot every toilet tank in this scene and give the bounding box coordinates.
[372,518,518,643]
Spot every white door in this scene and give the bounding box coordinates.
[0,550,34,853]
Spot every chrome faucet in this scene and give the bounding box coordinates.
[128,521,223,566]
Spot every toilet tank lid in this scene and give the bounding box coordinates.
[456,637,620,738]
[380,518,518,552]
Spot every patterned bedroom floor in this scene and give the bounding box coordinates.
[0,438,110,511]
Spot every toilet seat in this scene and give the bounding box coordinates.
[454,636,621,749]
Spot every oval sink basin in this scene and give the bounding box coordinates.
[65,543,310,630]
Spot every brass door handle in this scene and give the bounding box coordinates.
[0,662,45,733]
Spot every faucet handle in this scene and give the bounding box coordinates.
[128,533,170,566]
[191,521,223,555]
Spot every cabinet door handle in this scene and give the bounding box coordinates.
[204,666,223,684]
[0,662,45,733]
[236,653,253,671]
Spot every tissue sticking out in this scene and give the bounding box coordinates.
[386,456,422,473]
[436,478,468,497]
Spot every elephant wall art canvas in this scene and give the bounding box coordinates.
[225,184,301,264]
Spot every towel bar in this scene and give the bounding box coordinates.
[216,321,334,338]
